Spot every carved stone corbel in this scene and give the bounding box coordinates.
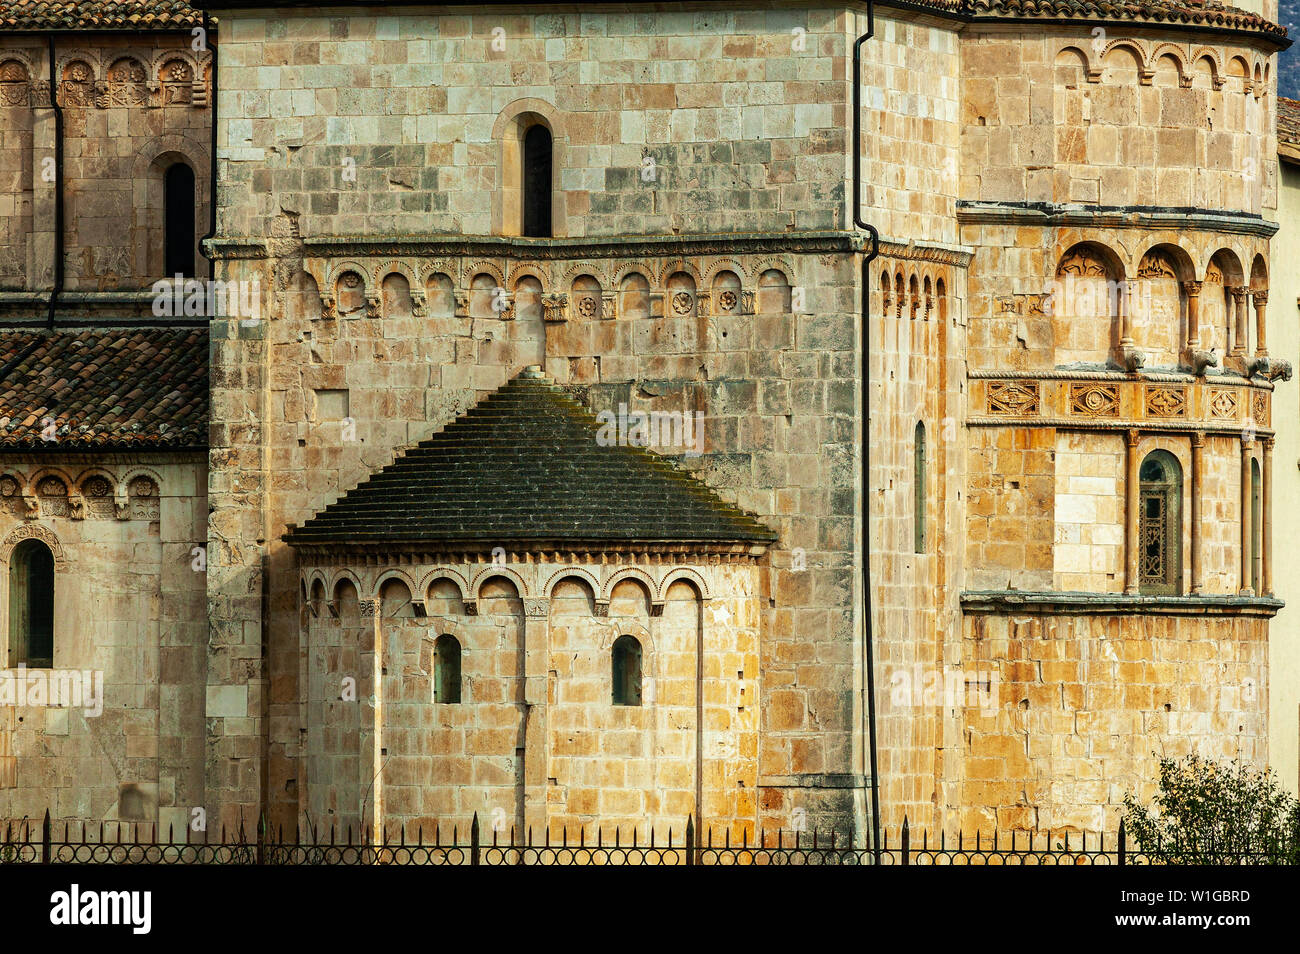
[320,293,337,319]
[411,291,427,317]
[365,295,380,318]
[1189,348,1219,376]
[68,493,85,520]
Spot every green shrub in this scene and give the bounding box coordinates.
[1123,755,1300,865]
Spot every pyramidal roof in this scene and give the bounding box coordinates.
[284,367,776,549]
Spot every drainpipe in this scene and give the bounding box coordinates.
[852,5,882,863]
[200,12,218,281]
[45,34,63,330]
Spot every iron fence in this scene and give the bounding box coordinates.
[0,812,1291,865]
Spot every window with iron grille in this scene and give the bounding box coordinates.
[1138,450,1182,595]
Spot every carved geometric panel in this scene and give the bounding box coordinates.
[1069,383,1120,417]
[1208,388,1239,420]
[1144,385,1187,418]
[1252,391,1269,426]
[987,381,1040,415]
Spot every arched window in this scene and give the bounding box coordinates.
[914,422,927,554]
[8,538,54,667]
[434,634,461,704]
[611,634,642,706]
[1251,458,1262,592]
[522,124,552,238]
[1139,450,1182,595]
[164,161,195,278]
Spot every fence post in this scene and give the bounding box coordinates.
[470,812,480,867]
[1118,818,1126,867]
[256,813,265,866]
[901,815,909,866]
[685,815,695,867]
[42,809,51,864]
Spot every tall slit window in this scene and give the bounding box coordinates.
[611,635,642,706]
[1251,458,1262,592]
[1139,450,1182,595]
[914,421,927,553]
[9,538,54,668]
[164,161,195,278]
[434,634,461,704]
[522,124,552,238]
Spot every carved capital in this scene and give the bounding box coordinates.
[523,598,549,618]
[1181,280,1202,298]
[359,599,379,619]
[1252,290,1269,308]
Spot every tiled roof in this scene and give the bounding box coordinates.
[285,367,776,548]
[1279,96,1300,160]
[890,0,1286,38]
[0,0,201,31]
[0,327,207,449]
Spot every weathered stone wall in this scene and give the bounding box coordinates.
[0,36,211,292]
[0,456,206,833]
[297,557,761,839]
[217,7,849,240]
[962,27,1277,215]
[949,610,1269,835]
[857,11,961,245]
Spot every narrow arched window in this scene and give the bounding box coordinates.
[522,124,552,238]
[914,421,927,554]
[8,538,54,668]
[611,635,642,706]
[164,161,196,278]
[1139,450,1182,595]
[434,634,461,704]
[1251,458,1262,592]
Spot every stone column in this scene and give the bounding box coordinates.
[1119,281,1137,349]
[1240,438,1255,595]
[1252,290,1269,358]
[1262,438,1274,597]
[522,597,550,835]
[1190,433,1204,595]
[1231,287,1248,360]
[1125,429,1141,595]
[358,598,383,841]
[1182,280,1202,354]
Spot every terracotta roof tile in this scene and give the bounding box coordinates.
[1279,96,1300,153]
[892,0,1285,38]
[0,327,207,449]
[285,367,776,548]
[0,0,201,31]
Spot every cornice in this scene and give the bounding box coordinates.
[878,240,975,267]
[285,539,771,562]
[961,590,1283,617]
[210,231,872,262]
[956,201,1281,238]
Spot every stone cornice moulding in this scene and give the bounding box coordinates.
[961,590,1283,617]
[956,201,1281,238]
[877,240,975,267]
[210,231,874,262]
[286,541,770,563]
[968,368,1273,389]
[966,416,1274,437]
